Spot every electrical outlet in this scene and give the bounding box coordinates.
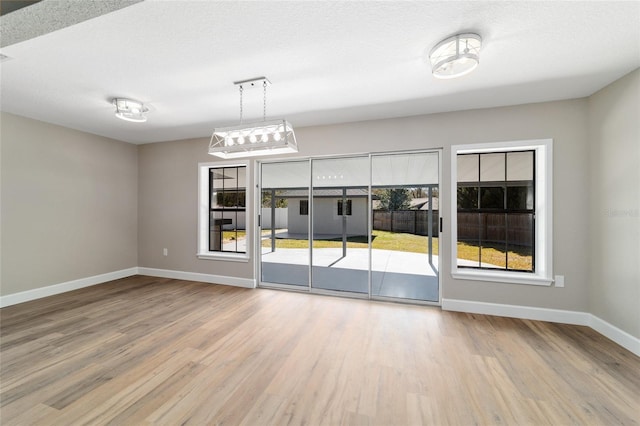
[555,275,565,288]
[163,248,168,256]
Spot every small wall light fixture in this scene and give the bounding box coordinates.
[430,33,482,79]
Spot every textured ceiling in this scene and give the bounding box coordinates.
[1,0,639,144]
[0,1,43,17]
[0,0,142,47]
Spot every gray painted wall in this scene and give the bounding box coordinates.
[0,112,138,296]
[138,98,590,313]
[588,69,640,338]
[137,139,253,279]
[2,70,637,340]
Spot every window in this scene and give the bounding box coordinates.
[451,140,552,285]
[300,199,309,215]
[457,151,534,272]
[198,161,250,261]
[337,199,352,216]
[210,166,246,253]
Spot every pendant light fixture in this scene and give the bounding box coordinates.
[209,77,297,159]
[430,33,482,79]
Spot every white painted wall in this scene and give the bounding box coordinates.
[287,200,308,235]
[286,198,369,236]
[260,208,288,229]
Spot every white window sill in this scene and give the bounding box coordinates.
[197,252,250,263]
[452,269,553,286]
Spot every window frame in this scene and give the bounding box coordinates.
[198,161,250,262]
[456,150,536,273]
[451,139,553,286]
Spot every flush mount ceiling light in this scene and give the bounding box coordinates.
[209,77,297,159]
[430,33,482,79]
[112,98,149,122]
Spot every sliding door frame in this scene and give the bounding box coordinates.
[256,149,442,306]
[368,149,443,306]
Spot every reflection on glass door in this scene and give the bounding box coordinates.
[260,161,310,288]
[370,152,440,302]
[311,157,370,294]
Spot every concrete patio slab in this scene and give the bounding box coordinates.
[260,247,440,302]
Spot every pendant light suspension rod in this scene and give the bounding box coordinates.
[233,76,271,123]
[263,80,267,122]
[239,84,244,124]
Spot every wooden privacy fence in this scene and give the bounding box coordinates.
[373,210,439,236]
[457,212,533,247]
[373,211,533,247]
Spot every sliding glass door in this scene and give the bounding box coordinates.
[371,152,440,302]
[259,150,440,304]
[260,161,310,288]
[310,156,370,295]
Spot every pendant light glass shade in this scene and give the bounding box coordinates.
[430,33,481,79]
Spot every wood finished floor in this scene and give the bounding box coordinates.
[0,276,638,425]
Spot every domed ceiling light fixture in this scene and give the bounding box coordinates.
[430,33,482,79]
[112,98,149,122]
[209,76,297,159]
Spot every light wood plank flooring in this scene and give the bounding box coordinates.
[1,275,638,425]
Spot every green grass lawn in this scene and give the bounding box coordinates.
[222,230,246,243]
[260,229,532,270]
[457,242,532,271]
[261,230,438,255]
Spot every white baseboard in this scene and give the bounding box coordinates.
[442,298,640,357]
[588,314,640,357]
[441,298,590,325]
[137,267,256,289]
[2,276,636,356]
[0,267,255,308]
[0,267,139,308]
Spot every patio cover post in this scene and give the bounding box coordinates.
[428,185,433,266]
[342,188,347,257]
[271,189,276,252]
